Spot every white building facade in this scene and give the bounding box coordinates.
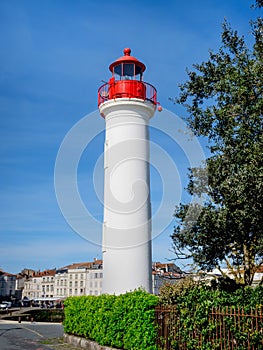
[23,260,103,301]
[22,269,56,300]
[20,260,186,300]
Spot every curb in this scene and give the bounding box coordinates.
[64,334,120,350]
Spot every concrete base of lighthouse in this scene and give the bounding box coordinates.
[100,98,156,295]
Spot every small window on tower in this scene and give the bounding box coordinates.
[113,64,122,77]
[135,65,142,75]
[123,63,134,78]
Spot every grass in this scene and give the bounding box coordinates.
[40,337,80,349]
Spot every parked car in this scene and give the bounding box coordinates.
[0,301,12,310]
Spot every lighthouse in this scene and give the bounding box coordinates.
[98,48,157,295]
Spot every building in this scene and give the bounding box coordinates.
[152,262,184,295]
[22,259,103,302]
[15,275,25,300]
[0,270,16,297]
[22,269,56,300]
[3,260,262,302]
[64,259,103,297]
[54,267,68,299]
[41,269,56,298]
[21,260,184,300]
[253,265,263,286]
[22,274,42,300]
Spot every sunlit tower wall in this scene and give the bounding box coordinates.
[98,48,157,295]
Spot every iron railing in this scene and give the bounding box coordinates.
[98,80,157,107]
[155,305,263,350]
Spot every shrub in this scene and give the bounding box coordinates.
[159,280,263,349]
[158,276,196,305]
[63,289,159,350]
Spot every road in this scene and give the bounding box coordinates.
[0,320,80,350]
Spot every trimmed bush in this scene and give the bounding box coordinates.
[63,289,159,350]
[159,280,263,349]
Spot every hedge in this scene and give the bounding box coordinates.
[63,289,159,350]
[159,279,263,349]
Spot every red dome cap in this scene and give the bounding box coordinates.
[109,48,146,73]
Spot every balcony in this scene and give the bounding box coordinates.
[98,80,157,107]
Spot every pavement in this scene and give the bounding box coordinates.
[0,320,80,350]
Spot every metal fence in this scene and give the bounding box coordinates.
[98,80,157,107]
[155,305,263,350]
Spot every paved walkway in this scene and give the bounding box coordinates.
[0,320,80,350]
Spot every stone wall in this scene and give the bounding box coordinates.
[64,334,120,350]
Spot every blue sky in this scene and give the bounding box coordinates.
[0,0,260,274]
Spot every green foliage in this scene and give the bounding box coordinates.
[159,281,263,349]
[63,289,159,350]
[255,0,263,8]
[172,12,263,285]
[160,279,263,309]
[158,276,197,305]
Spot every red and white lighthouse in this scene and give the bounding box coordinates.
[98,48,157,295]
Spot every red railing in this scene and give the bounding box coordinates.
[98,80,157,107]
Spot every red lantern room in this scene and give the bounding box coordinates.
[98,48,157,107]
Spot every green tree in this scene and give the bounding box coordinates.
[171,8,263,285]
[255,0,263,8]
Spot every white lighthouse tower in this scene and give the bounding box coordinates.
[98,48,157,295]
